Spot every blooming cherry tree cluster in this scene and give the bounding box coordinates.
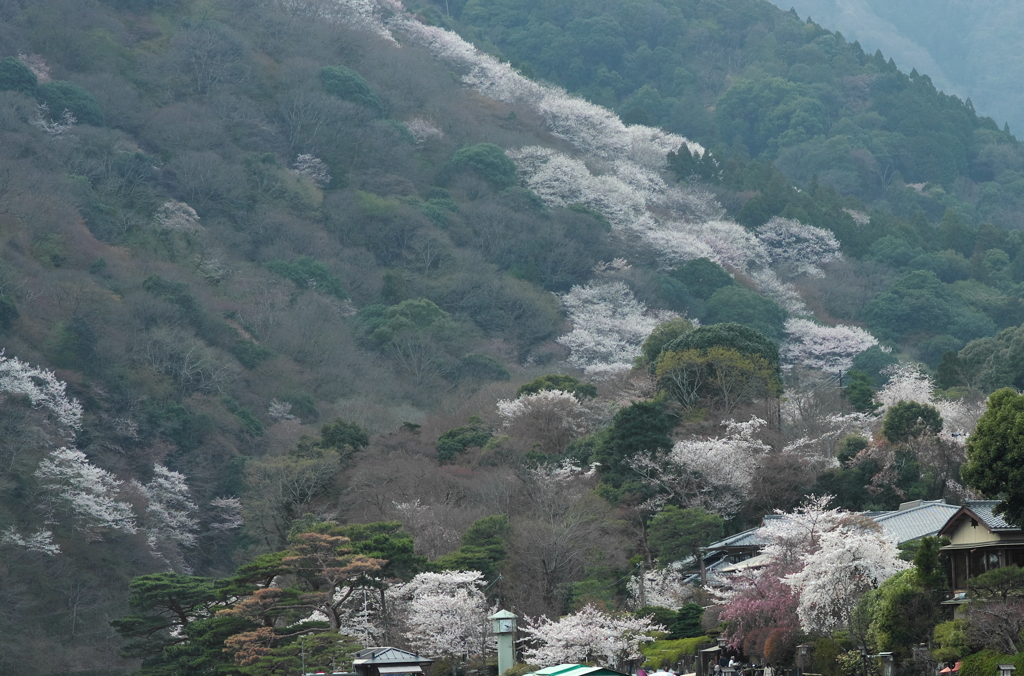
[291,154,331,187]
[627,566,695,610]
[393,570,492,663]
[784,527,908,635]
[522,604,662,668]
[0,349,83,433]
[719,496,906,647]
[34,447,138,537]
[557,281,676,376]
[497,389,593,453]
[136,464,200,571]
[0,525,60,555]
[874,362,984,443]
[632,417,771,518]
[153,199,201,232]
[782,318,878,372]
[755,217,841,278]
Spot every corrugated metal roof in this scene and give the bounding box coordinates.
[873,500,961,543]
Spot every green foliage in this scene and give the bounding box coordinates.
[49,314,98,371]
[958,323,1024,391]
[516,374,598,400]
[851,347,900,388]
[37,80,104,126]
[592,399,676,493]
[336,521,426,581]
[913,537,947,592]
[844,370,879,413]
[459,353,511,381]
[110,573,224,660]
[656,346,780,412]
[436,418,492,463]
[862,271,953,341]
[266,256,348,299]
[967,565,1024,600]
[637,318,695,371]
[222,396,265,436]
[319,65,383,114]
[0,296,17,333]
[932,620,971,663]
[431,514,510,579]
[642,637,713,667]
[445,143,518,189]
[664,322,780,370]
[636,605,678,630]
[670,603,706,639]
[959,650,1024,676]
[864,569,941,657]
[703,285,787,340]
[882,401,943,443]
[667,144,717,181]
[648,506,724,564]
[502,664,541,676]
[668,258,734,300]
[0,57,36,96]
[963,388,1024,527]
[231,339,274,369]
[319,419,369,452]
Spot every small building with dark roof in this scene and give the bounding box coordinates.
[937,500,1024,596]
[352,647,433,676]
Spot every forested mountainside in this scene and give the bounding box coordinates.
[409,0,1024,229]
[2,0,1024,674]
[761,0,1024,141]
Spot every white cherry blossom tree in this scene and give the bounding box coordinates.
[627,566,695,610]
[632,418,772,518]
[522,604,662,669]
[782,318,878,372]
[557,282,676,376]
[0,350,83,434]
[136,464,199,571]
[497,389,593,454]
[784,527,908,636]
[755,217,841,278]
[34,447,138,538]
[394,570,492,669]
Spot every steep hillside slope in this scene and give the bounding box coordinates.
[765,0,1024,137]
[1,0,1023,673]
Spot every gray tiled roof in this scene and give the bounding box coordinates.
[704,525,765,551]
[872,500,961,542]
[963,500,1016,531]
[703,500,960,554]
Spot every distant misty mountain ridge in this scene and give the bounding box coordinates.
[769,0,1024,134]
